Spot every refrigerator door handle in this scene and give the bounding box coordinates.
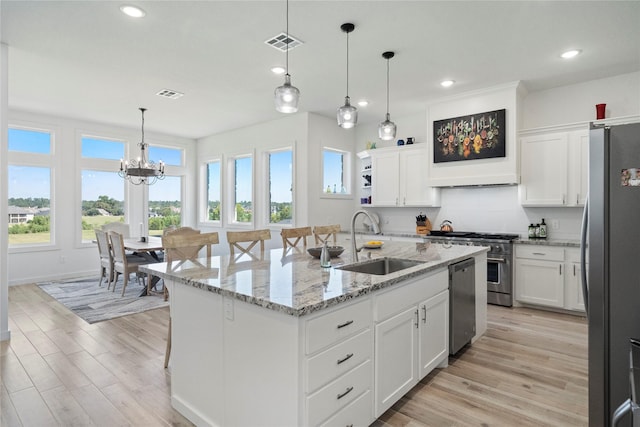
[580,196,589,317]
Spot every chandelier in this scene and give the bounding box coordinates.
[119,107,165,185]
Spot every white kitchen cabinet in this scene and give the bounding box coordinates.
[373,270,449,416]
[519,128,588,207]
[418,290,449,378]
[370,146,440,207]
[515,246,565,308]
[515,245,586,313]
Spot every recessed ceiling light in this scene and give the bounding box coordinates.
[357,100,369,107]
[561,49,581,59]
[440,80,455,88]
[271,66,286,75]
[120,5,146,18]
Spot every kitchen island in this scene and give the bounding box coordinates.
[141,240,488,427]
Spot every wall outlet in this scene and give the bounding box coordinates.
[551,219,559,230]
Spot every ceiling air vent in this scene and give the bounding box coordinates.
[156,89,184,100]
[264,32,303,52]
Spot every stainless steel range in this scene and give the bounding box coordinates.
[423,231,520,307]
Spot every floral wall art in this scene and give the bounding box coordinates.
[433,109,506,163]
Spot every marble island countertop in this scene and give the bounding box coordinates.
[140,239,488,317]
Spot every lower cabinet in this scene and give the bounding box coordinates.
[515,245,586,312]
[373,271,449,416]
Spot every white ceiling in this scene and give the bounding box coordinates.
[2,1,639,140]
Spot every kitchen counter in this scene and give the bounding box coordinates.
[515,238,580,247]
[143,239,488,427]
[140,239,487,317]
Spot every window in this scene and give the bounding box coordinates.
[81,137,124,160]
[322,148,351,195]
[8,127,53,246]
[149,146,182,166]
[206,160,221,222]
[79,136,126,242]
[268,149,293,225]
[81,170,124,242]
[149,175,182,236]
[232,155,253,224]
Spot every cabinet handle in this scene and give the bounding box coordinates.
[336,353,354,365]
[532,252,546,256]
[337,386,354,400]
[422,305,427,323]
[346,425,354,427]
[559,265,562,275]
[415,309,419,328]
[395,197,398,206]
[336,320,353,329]
[576,193,580,205]
[573,264,576,276]
[403,197,406,205]
[562,194,566,204]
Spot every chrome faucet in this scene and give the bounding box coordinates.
[350,209,381,262]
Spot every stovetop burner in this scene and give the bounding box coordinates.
[427,230,520,241]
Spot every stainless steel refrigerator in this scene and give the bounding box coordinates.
[583,122,640,426]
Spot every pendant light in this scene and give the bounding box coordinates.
[378,51,397,141]
[118,108,165,186]
[274,0,300,113]
[337,23,357,128]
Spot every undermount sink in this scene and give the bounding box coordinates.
[336,257,424,275]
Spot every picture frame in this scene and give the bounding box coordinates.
[433,109,506,163]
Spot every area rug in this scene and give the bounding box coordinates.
[37,276,168,324]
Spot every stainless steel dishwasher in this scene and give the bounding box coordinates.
[449,258,476,355]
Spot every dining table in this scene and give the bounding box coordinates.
[123,236,164,296]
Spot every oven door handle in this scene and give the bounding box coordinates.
[487,257,507,263]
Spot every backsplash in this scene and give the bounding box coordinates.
[364,185,583,240]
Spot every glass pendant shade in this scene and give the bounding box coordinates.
[274,74,300,113]
[337,96,357,129]
[337,22,357,128]
[378,113,397,140]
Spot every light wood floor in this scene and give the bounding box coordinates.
[1,284,587,426]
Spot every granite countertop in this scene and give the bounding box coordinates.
[140,239,488,317]
[515,238,580,247]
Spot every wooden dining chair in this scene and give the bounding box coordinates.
[161,228,219,369]
[227,229,271,260]
[108,231,150,296]
[280,226,312,252]
[102,221,131,238]
[95,229,113,288]
[313,224,341,246]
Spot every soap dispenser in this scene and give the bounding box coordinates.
[320,240,331,268]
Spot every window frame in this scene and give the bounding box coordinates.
[264,146,294,229]
[199,156,223,226]
[321,147,352,199]
[226,151,255,228]
[7,123,57,252]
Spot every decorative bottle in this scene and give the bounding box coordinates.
[528,224,536,239]
[320,240,331,268]
[539,219,548,239]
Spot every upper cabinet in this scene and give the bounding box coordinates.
[518,127,588,207]
[367,146,440,207]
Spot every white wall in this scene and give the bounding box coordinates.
[522,71,640,129]
[355,72,640,240]
[1,43,10,340]
[6,110,197,285]
[197,112,357,253]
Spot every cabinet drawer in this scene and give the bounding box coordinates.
[319,389,372,427]
[374,270,448,322]
[306,298,371,355]
[307,329,372,392]
[516,245,564,261]
[307,360,372,427]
